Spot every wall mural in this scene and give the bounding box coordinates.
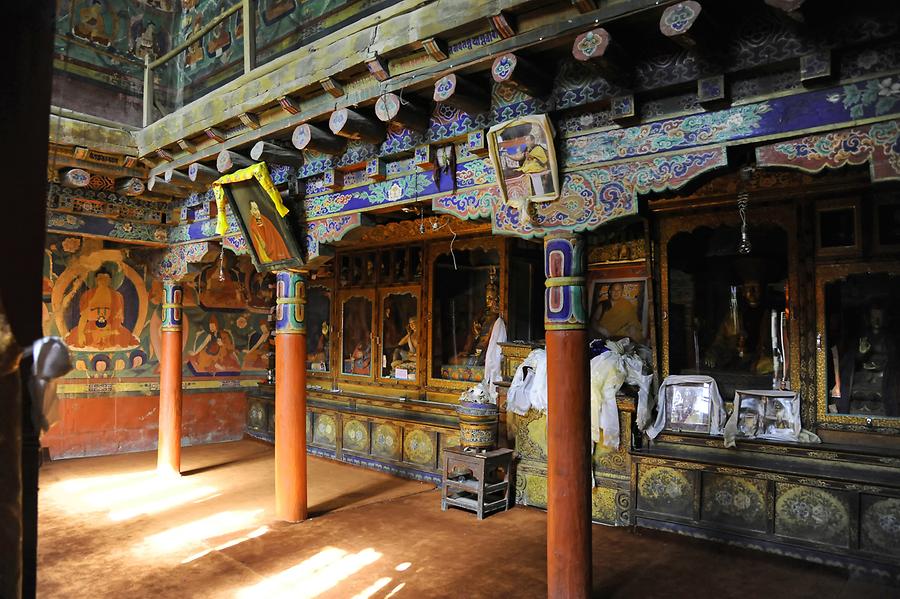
[171,0,395,106]
[43,233,273,380]
[54,0,176,124]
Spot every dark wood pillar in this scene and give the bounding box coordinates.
[157,282,183,475]
[275,271,308,522]
[544,233,591,599]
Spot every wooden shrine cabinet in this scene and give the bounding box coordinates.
[634,185,900,581]
[247,233,546,484]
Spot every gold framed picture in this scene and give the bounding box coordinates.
[487,114,560,214]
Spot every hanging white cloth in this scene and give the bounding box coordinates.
[589,339,653,449]
[482,317,507,403]
[507,348,547,416]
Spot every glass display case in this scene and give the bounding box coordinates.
[379,288,419,382]
[340,291,374,378]
[428,239,504,386]
[819,264,900,420]
[661,209,799,401]
[306,284,331,373]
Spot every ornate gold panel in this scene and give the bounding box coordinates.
[515,472,548,508]
[860,495,900,557]
[403,428,436,467]
[313,412,337,447]
[515,409,548,461]
[342,418,370,453]
[371,422,402,461]
[637,465,696,519]
[775,483,851,548]
[591,485,618,524]
[592,412,630,475]
[701,473,768,532]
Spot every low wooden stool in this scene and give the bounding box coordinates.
[441,446,514,520]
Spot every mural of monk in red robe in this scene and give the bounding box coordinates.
[248,201,291,264]
[187,314,242,375]
[65,266,140,350]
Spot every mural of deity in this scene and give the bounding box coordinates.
[187,315,242,375]
[62,263,141,351]
[242,321,272,371]
[73,0,114,46]
[247,271,275,311]
[205,21,232,59]
[262,0,297,25]
[130,19,165,61]
[184,13,204,67]
[198,258,247,310]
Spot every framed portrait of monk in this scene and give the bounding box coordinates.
[587,266,649,345]
[487,114,560,216]
[213,163,304,273]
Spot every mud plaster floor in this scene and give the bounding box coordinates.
[38,439,896,598]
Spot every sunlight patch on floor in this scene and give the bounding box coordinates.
[136,509,265,556]
[45,469,217,522]
[181,524,270,564]
[235,547,382,599]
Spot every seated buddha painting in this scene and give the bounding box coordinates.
[54,259,145,352]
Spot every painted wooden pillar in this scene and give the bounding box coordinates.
[544,233,592,599]
[275,271,308,522]
[157,281,183,475]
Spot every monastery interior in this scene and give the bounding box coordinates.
[3,0,900,597]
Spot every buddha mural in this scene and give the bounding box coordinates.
[64,265,140,351]
[73,0,112,46]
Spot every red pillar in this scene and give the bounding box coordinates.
[275,271,308,522]
[544,234,591,598]
[158,282,183,475]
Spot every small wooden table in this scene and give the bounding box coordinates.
[441,446,514,520]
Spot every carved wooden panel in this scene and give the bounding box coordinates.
[637,465,697,520]
[701,473,769,533]
[774,483,852,548]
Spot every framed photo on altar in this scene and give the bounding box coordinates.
[214,163,305,273]
[587,264,649,344]
[487,114,560,211]
[665,381,713,434]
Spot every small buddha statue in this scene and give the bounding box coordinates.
[836,303,899,416]
[457,269,500,366]
[391,317,418,372]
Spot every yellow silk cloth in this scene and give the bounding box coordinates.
[212,162,289,236]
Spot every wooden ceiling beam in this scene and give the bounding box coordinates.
[491,53,550,98]
[659,1,721,52]
[188,162,220,186]
[164,168,207,193]
[147,0,668,178]
[490,12,517,39]
[216,149,255,173]
[251,141,304,168]
[116,177,145,196]
[291,123,347,155]
[433,74,489,115]
[763,0,807,23]
[146,174,182,196]
[374,92,429,133]
[329,108,386,144]
[59,167,91,188]
[320,76,345,98]
[572,28,631,87]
